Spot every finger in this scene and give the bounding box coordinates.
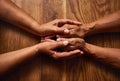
[53,24,79,35]
[53,27,70,35]
[56,24,79,37]
[62,24,79,29]
[56,38,69,46]
[56,38,67,42]
[41,39,55,43]
[41,37,45,40]
[45,39,55,42]
[52,49,83,59]
[56,35,61,38]
[80,51,84,54]
[51,19,82,26]
[41,39,46,42]
[50,41,69,49]
[56,35,68,38]
[44,35,55,39]
[58,19,82,26]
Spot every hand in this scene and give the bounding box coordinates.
[56,38,86,54]
[39,19,81,37]
[37,39,82,59]
[57,23,95,38]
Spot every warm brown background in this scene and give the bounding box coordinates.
[0,0,120,81]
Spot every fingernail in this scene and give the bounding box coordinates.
[64,29,69,34]
[80,51,84,54]
[56,35,60,38]
[63,41,69,46]
[57,38,61,41]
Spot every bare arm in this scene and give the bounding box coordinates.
[86,11,120,36]
[0,40,81,77]
[0,0,81,37]
[58,11,120,38]
[84,43,120,68]
[84,11,120,68]
[0,0,41,36]
[56,38,120,68]
[0,44,38,76]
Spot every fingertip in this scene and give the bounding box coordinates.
[57,41,67,46]
[56,38,61,41]
[57,40,69,46]
[74,50,81,53]
[63,41,69,46]
[56,28,69,34]
[56,35,60,38]
[80,51,84,54]
[57,38,67,41]
[73,21,82,24]
[64,29,70,34]
[75,50,84,54]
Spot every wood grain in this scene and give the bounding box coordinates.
[0,0,120,81]
[66,0,120,81]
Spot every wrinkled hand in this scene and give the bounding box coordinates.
[38,19,95,59]
[57,23,95,38]
[37,39,82,59]
[39,19,81,37]
[56,38,86,54]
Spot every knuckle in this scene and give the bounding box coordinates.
[63,24,69,27]
[57,42,63,46]
[80,38,85,42]
[75,38,84,43]
[70,31,75,35]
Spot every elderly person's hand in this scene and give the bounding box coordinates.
[57,23,95,38]
[37,39,82,59]
[56,38,86,54]
[39,19,81,37]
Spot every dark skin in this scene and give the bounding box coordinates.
[57,10,120,38]
[56,38,120,68]
[56,10,120,68]
[0,0,120,77]
[0,0,82,76]
[0,0,81,37]
[48,11,120,69]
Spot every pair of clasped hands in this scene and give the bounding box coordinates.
[38,19,93,59]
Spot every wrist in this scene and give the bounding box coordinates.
[84,43,98,54]
[30,21,42,36]
[34,43,47,54]
[84,22,97,36]
[84,43,104,56]
[33,44,41,55]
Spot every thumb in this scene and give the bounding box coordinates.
[54,27,70,35]
[50,41,69,49]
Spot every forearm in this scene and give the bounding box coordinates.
[84,43,120,68]
[0,44,39,76]
[0,0,41,36]
[86,11,120,36]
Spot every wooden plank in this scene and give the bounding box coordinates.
[66,0,120,81]
[0,0,120,81]
[39,0,67,81]
[0,0,66,81]
[0,0,42,81]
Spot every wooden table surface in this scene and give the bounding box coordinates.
[0,0,120,81]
